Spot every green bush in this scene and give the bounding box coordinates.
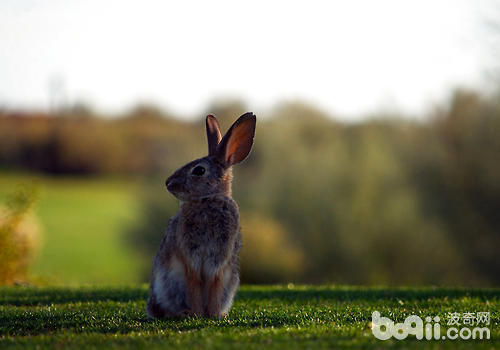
[0,184,40,285]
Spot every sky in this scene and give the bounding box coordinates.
[0,0,495,120]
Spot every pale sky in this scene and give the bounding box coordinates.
[0,0,494,119]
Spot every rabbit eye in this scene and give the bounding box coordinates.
[191,165,206,176]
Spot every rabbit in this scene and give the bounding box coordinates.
[146,112,256,319]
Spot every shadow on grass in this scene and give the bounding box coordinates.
[0,309,329,336]
[0,286,148,306]
[1,286,498,307]
[236,287,500,303]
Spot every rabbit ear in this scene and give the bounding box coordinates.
[216,112,256,166]
[206,115,222,156]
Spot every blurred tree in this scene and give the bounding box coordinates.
[2,93,500,286]
[409,90,500,284]
[240,212,304,283]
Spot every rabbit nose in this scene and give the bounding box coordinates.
[165,177,182,193]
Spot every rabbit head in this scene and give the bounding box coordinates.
[165,112,256,201]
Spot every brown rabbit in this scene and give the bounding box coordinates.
[146,112,256,318]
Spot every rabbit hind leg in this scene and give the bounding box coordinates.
[221,266,239,315]
[149,260,189,318]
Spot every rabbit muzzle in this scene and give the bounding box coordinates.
[165,177,184,195]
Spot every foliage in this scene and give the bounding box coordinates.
[1,91,500,285]
[239,213,304,283]
[407,91,500,284]
[0,285,498,349]
[0,184,40,284]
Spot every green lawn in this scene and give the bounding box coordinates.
[0,285,498,349]
[0,172,144,285]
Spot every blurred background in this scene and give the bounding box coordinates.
[1,0,499,286]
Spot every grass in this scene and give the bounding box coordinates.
[0,285,498,349]
[0,172,144,285]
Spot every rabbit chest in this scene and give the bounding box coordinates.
[177,195,240,275]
